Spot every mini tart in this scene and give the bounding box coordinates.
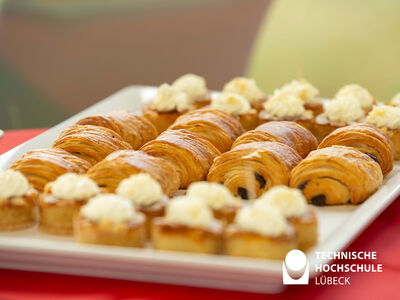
[74,213,146,247]
[224,224,296,260]
[135,195,168,238]
[237,109,259,131]
[38,191,90,235]
[212,205,240,225]
[377,127,400,160]
[0,188,38,231]
[142,105,183,134]
[152,218,223,254]
[258,111,314,133]
[305,102,324,116]
[311,118,347,142]
[288,209,318,252]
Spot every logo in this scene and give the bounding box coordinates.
[282,249,309,285]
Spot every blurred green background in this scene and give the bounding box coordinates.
[0,0,399,129]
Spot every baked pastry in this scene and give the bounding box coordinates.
[207,141,302,200]
[141,129,220,188]
[259,92,314,132]
[38,173,99,235]
[169,108,245,152]
[224,203,296,260]
[53,125,132,166]
[142,74,210,133]
[222,77,266,111]
[290,146,383,205]
[256,186,318,251]
[366,106,400,160]
[271,78,323,116]
[232,121,318,158]
[319,123,394,175]
[10,148,91,192]
[74,194,146,247]
[116,173,168,237]
[152,196,223,254]
[210,93,258,130]
[0,170,38,230]
[76,110,157,149]
[87,150,179,196]
[187,182,241,224]
[313,96,365,141]
[335,84,376,113]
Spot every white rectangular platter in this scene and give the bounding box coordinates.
[0,86,399,293]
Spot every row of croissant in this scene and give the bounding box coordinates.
[10,107,393,206]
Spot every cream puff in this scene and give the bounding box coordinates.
[0,170,38,230]
[39,173,100,235]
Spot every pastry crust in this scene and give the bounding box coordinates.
[224,225,297,260]
[142,105,182,134]
[237,109,259,131]
[135,196,168,238]
[10,148,91,192]
[305,102,324,116]
[169,109,245,152]
[152,218,223,254]
[232,121,318,158]
[290,146,383,205]
[141,129,220,188]
[207,141,302,200]
[74,214,146,247]
[258,110,314,132]
[0,189,38,231]
[76,110,157,149]
[289,209,318,252]
[380,128,400,160]
[319,123,394,175]
[53,125,132,165]
[87,150,180,196]
[311,121,342,143]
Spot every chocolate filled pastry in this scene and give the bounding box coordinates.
[169,108,245,152]
[290,146,383,205]
[87,150,179,196]
[232,121,318,158]
[318,124,394,176]
[76,110,157,149]
[10,148,91,192]
[53,125,132,165]
[141,129,220,188]
[207,141,302,200]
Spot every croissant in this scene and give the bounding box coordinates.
[10,148,91,192]
[169,109,245,152]
[76,110,157,149]
[290,146,383,205]
[141,129,220,188]
[53,125,132,165]
[318,124,394,176]
[232,121,318,158]
[87,150,179,196]
[207,141,302,199]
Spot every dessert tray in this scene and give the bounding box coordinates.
[0,86,399,293]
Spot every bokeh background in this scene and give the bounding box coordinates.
[0,0,399,129]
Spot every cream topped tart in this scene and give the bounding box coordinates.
[187,181,241,224]
[116,173,168,237]
[152,195,223,254]
[39,173,99,235]
[335,84,375,112]
[74,194,146,247]
[255,186,318,251]
[224,203,296,259]
[0,170,38,230]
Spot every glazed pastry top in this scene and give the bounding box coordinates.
[262,92,311,119]
[256,186,307,218]
[223,77,264,105]
[172,74,208,102]
[116,173,163,206]
[81,194,136,223]
[211,93,251,115]
[0,170,29,198]
[273,78,319,104]
[165,196,214,229]
[187,182,239,210]
[366,106,400,129]
[335,84,374,110]
[49,173,99,201]
[234,204,288,237]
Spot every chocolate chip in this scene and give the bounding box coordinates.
[366,153,378,163]
[298,181,309,190]
[254,172,266,189]
[311,194,326,206]
[237,187,249,200]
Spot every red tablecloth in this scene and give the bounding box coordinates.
[0,129,399,300]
